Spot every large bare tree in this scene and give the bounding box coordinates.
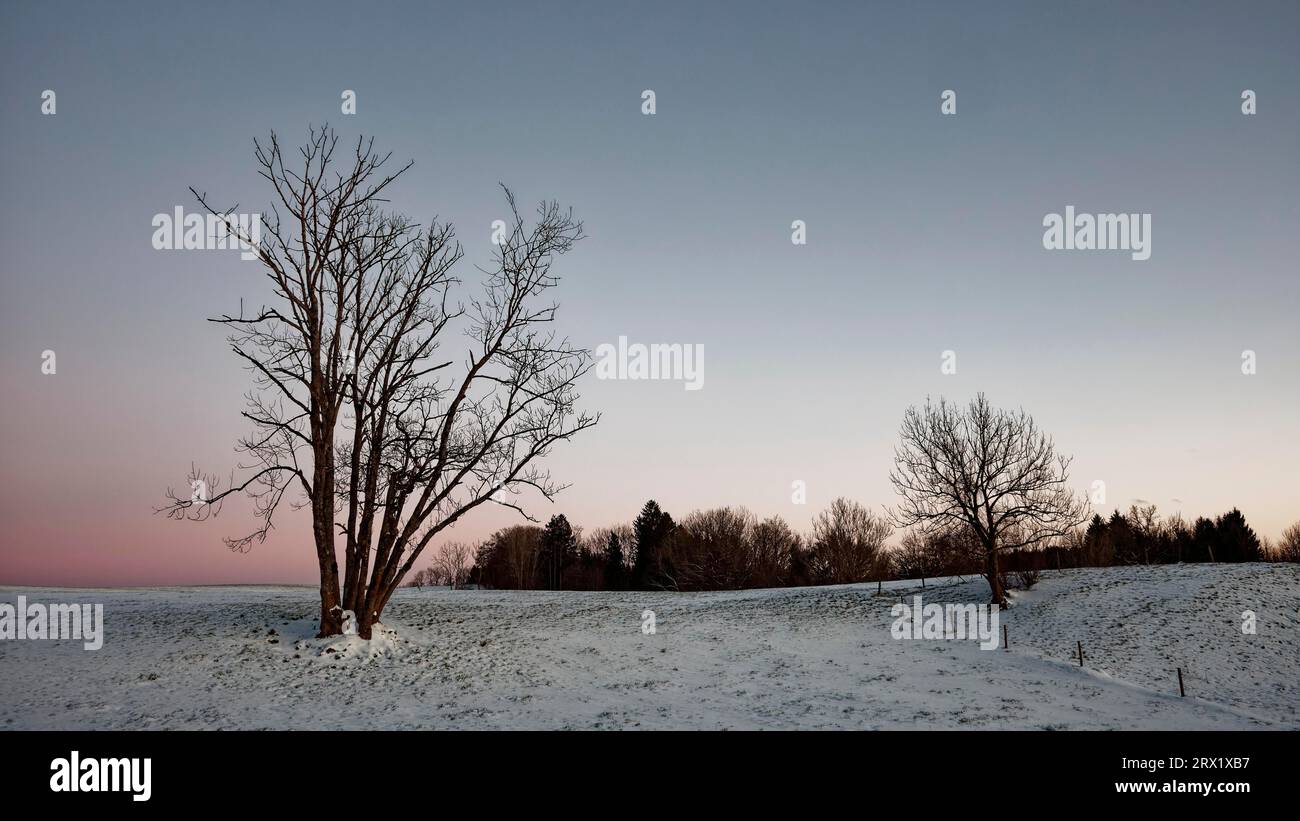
[888,394,1087,607]
[160,127,597,637]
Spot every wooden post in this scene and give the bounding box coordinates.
[1177,667,1185,697]
[1002,624,1008,650]
[877,579,882,595]
[1077,641,1084,667]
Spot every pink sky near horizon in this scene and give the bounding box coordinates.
[1,355,1296,588]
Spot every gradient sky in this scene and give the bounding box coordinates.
[2,1,1297,586]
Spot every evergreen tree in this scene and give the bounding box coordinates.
[1191,516,1218,562]
[1082,513,1109,565]
[603,531,626,591]
[632,500,675,589]
[538,514,577,590]
[1214,508,1261,562]
[1107,510,1137,564]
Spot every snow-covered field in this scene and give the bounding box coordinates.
[1,563,1296,730]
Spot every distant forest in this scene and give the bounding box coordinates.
[406,499,1300,592]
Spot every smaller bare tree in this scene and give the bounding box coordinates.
[894,531,931,585]
[750,515,800,588]
[809,498,893,585]
[496,525,543,590]
[1278,521,1300,563]
[434,541,473,589]
[889,394,1087,607]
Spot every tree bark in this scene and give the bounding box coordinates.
[314,517,343,636]
[356,604,375,641]
[312,431,343,636]
[984,541,1008,609]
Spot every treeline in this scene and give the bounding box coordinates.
[464,499,892,591]
[908,504,1297,581]
[415,499,1298,592]
[1043,506,1275,568]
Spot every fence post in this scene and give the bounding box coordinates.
[1077,641,1085,667]
[1002,624,1008,650]
[1177,667,1185,697]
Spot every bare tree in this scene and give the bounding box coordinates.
[495,525,543,590]
[750,515,799,588]
[1278,521,1300,563]
[160,127,597,637]
[809,498,893,584]
[894,530,931,584]
[889,394,1087,607]
[671,507,757,591]
[1127,503,1160,564]
[434,541,472,589]
[407,567,436,589]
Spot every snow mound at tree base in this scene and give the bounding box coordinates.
[311,625,403,664]
[266,616,406,664]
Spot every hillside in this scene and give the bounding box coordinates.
[1,563,1296,729]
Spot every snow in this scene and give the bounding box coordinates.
[1,563,1296,729]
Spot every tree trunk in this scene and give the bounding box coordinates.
[356,604,375,641]
[314,534,343,636]
[315,535,343,637]
[355,576,403,640]
[984,542,1008,609]
[312,461,343,637]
